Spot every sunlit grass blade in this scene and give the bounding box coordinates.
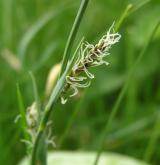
[93,20,160,165]
[60,0,89,75]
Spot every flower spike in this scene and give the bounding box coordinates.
[61,23,121,104]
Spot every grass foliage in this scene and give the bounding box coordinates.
[0,0,160,164]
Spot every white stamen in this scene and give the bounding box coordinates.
[61,97,67,104]
[69,85,79,97]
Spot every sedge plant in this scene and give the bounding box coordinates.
[17,0,122,165]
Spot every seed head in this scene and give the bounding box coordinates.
[61,23,121,104]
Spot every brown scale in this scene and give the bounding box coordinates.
[74,40,106,74]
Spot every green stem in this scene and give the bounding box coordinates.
[115,4,133,32]
[29,72,48,165]
[60,0,89,75]
[31,1,90,164]
[93,21,160,165]
[115,0,151,32]
[31,130,43,165]
[30,74,66,165]
[29,72,41,115]
[31,58,77,165]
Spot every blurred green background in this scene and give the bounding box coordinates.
[0,0,160,164]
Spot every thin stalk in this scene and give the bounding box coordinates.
[115,4,133,32]
[115,0,151,32]
[29,72,41,114]
[93,21,160,165]
[60,0,89,75]
[29,72,47,165]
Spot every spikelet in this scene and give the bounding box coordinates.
[61,23,121,104]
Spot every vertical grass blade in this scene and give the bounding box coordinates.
[93,20,160,165]
[16,84,29,141]
[37,133,47,165]
[60,0,89,75]
[29,72,47,165]
[29,72,41,114]
[30,74,66,165]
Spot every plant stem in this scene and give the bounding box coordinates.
[115,0,151,32]
[115,4,133,32]
[93,21,160,165]
[30,70,67,165]
[60,0,89,75]
[30,1,90,164]
[31,56,79,165]
[29,72,41,115]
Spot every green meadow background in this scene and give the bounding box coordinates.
[0,0,160,164]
